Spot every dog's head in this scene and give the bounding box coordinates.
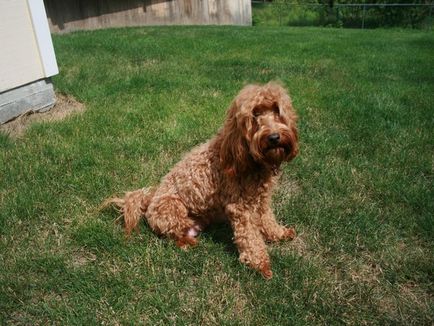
[220,82,298,175]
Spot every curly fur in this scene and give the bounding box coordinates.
[105,82,299,279]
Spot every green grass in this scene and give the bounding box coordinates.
[1,26,433,324]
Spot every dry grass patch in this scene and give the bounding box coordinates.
[272,173,301,218]
[0,93,84,138]
[70,249,97,268]
[275,227,316,259]
[178,268,254,325]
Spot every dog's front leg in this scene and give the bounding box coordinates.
[225,203,272,279]
[259,204,296,242]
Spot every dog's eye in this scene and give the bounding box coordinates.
[273,106,280,115]
[253,111,260,118]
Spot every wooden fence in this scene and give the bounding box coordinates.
[44,0,252,33]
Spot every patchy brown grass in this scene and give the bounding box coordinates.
[176,268,253,325]
[272,173,301,218]
[70,249,97,268]
[0,93,84,138]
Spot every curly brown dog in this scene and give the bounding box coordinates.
[105,82,299,279]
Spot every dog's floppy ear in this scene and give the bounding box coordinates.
[266,82,297,125]
[219,99,250,176]
[268,83,299,160]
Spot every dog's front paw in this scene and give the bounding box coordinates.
[259,261,273,280]
[282,227,296,240]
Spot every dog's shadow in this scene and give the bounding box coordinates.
[202,222,237,254]
[101,204,237,253]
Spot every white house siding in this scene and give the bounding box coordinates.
[0,0,58,124]
[0,0,45,92]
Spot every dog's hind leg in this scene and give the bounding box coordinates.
[146,194,197,249]
[101,187,156,235]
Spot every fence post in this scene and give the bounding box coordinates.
[279,3,282,26]
[362,4,366,29]
[336,6,340,25]
[429,4,433,30]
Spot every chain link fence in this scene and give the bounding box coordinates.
[252,1,434,29]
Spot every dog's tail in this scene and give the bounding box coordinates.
[101,187,156,235]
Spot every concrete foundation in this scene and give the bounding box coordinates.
[0,78,56,124]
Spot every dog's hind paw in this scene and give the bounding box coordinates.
[283,227,296,240]
[175,235,198,250]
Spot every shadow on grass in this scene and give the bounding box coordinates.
[100,204,237,254]
[202,222,237,254]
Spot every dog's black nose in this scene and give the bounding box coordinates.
[268,133,280,145]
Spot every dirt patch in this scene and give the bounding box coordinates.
[0,93,85,138]
[71,249,97,268]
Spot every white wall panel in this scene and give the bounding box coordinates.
[0,0,44,92]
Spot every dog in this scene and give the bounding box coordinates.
[105,82,299,279]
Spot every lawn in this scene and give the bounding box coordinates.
[1,26,433,325]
